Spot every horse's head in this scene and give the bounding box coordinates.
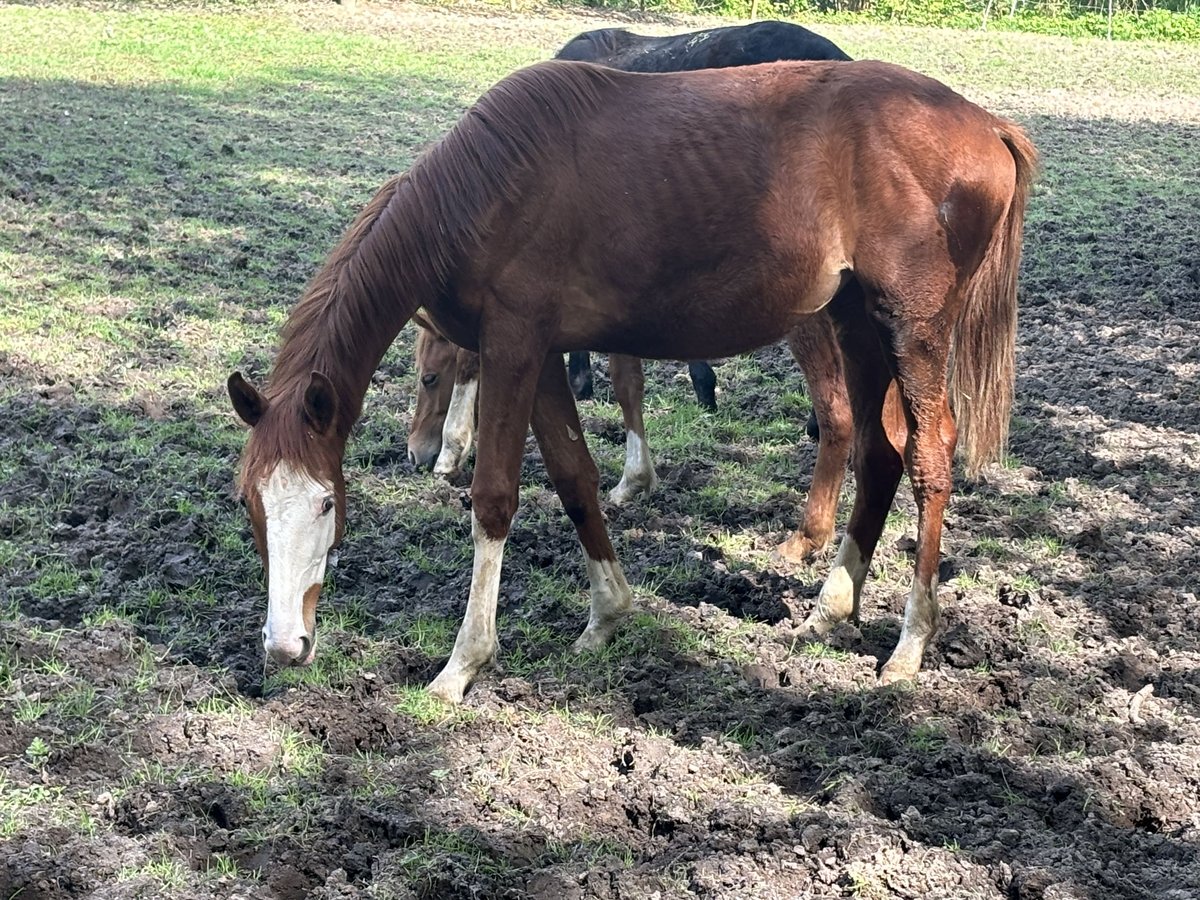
[554,28,633,63]
[407,325,458,468]
[227,371,346,668]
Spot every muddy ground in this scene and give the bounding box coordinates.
[2,3,1200,899]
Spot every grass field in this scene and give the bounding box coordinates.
[2,3,1200,898]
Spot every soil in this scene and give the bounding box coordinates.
[3,4,1200,900]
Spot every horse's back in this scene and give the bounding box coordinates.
[459,60,1024,356]
[555,21,850,72]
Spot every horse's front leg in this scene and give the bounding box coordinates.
[530,353,633,650]
[427,337,542,704]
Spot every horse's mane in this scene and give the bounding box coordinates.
[240,61,616,483]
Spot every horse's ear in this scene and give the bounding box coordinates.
[228,372,267,427]
[303,372,338,435]
[411,310,434,332]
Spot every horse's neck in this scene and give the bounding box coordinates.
[273,188,444,439]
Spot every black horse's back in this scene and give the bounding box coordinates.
[555,20,851,72]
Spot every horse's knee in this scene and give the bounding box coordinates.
[560,464,601,525]
[471,489,519,540]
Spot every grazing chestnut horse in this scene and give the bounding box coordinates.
[409,18,853,526]
[228,60,1035,702]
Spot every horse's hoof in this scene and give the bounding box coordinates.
[799,612,838,637]
[775,533,824,565]
[433,444,470,480]
[609,477,655,505]
[573,617,625,653]
[877,666,919,688]
[803,566,855,632]
[878,646,923,687]
[426,674,467,705]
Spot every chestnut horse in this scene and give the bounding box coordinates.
[408,18,854,537]
[228,60,1036,702]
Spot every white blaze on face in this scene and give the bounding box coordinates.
[259,461,337,665]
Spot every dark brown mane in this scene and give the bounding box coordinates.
[239,61,616,488]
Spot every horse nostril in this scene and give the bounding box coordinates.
[298,634,312,663]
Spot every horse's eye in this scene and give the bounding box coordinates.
[421,373,438,388]
[321,497,334,516]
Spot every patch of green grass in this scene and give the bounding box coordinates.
[385,827,514,890]
[393,685,477,728]
[14,697,49,724]
[970,536,1013,560]
[263,637,382,691]
[552,703,616,738]
[907,721,949,752]
[395,615,458,659]
[277,727,326,778]
[0,776,65,839]
[721,721,760,751]
[799,641,853,663]
[27,561,84,601]
[541,835,635,868]
[118,852,190,890]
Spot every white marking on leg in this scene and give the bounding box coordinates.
[803,535,868,634]
[609,429,658,504]
[259,462,336,666]
[575,554,634,652]
[434,377,477,477]
[427,512,505,703]
[880,574,940,685]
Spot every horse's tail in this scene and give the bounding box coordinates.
[950,121,1038,478]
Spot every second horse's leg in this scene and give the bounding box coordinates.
[687,360,717,411]
[804,291,904,634]
[568,350,594,401]
[608,353,659,504]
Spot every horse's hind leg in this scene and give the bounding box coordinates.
[804,291,903,634]
[777,310,852,562]
[568,351,594,401]
[608,353,659,504]
[687,360,718,411]
[530,354,634,649]
[434,347,481,478]
[879,334,957,686]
